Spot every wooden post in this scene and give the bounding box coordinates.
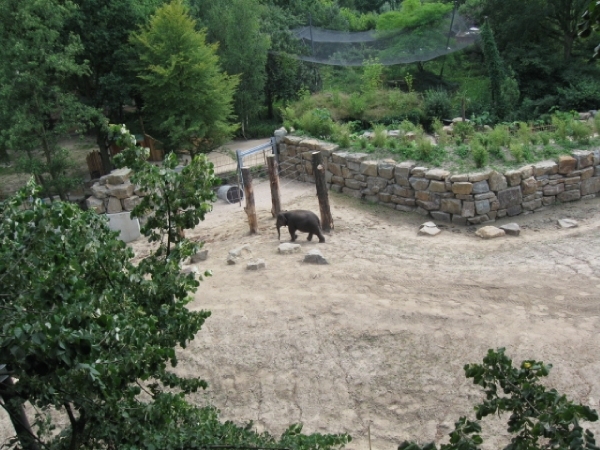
[241,167,258,234]
[267,155,282,218]
[311,151,334,232]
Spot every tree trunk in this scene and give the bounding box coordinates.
[95,125,112,175]
[0,143,9,162]
[0,377,40,450]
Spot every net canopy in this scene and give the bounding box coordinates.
[289,12,479,66]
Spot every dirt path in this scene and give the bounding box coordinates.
[141,180,600,450]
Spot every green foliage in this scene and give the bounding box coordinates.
[349,92,368,117]
[471,141,488,168]
[377,0,452,30]
[111,125,217,254]
[416,137,441,163]
[372,124,388,147]
[297,108,335,137]
[510,142,526,163]
[453,121,475,143]
[362,58,385,93]
[131,0,239,156]
[0,0,99,200]
[332,122,353,148]
[340,7,378,31]
[399,348,599,450]
[199,0,270,135]
[424,89,452,121]
[481,20,507,119]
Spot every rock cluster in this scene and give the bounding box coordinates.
[85,168,144,214]
[279,136,600,225]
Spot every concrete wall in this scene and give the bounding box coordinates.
[278,135,600,225]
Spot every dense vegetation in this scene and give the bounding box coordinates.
[0,0,599,197]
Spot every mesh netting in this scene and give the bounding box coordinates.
[289,12,479,66]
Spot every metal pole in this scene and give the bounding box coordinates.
[439,0,458,79]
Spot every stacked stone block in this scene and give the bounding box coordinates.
[85,168,144,214]
[278,136,600,225]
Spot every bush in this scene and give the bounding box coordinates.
[332,122,352,148]
[571,120,593,144]
[453,120,475,143]
[424,89,452,121]
[510,142,525,163]
[416,137,436,162]
[297,108,335,137]
[372,124,388,147]
[349,93,367,117]
[471,141,489,168]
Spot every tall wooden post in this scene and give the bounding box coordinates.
[267,155,282,218]
[311,151,334,232]
[241,167,258,234]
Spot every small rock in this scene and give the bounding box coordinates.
[278,243,301,254]
[558,218,578,228]
[303,249,328,265]
[499,223,521,236]
[226,255,237,265]
[418,221,441,236]
[191,249,208,263]
[420,221,437,229]
[419,226,441,236]
[475,226,505,239]
[246,259,266,270]
[181,266,199,276]
[229,244,252,258]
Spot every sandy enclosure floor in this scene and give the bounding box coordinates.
[133,179,600,450]
[3,175,600,448]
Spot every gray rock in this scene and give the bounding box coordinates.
[430,211,451,222]
[303,249,328,264]
[191,249,209,263]
[488,171,507,191]
[247,259,266,270]
[229,244,252,258]
[106,168,133,185]
[122,195,141,211]
[475,226,505,239]
[499,223,521,236]
[419,221,441,236]
[497,187,523,209]
[409,177,430,191]
[106,196,123,214]
[91,182,110,199]
[106,182,135,199]
[181,266,199,276]
[558,219,578,228]
[86,196,105,213]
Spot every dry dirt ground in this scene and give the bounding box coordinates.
[3,141,600,449]
[132,179,600,450]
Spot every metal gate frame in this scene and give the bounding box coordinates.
[235,137,277,193]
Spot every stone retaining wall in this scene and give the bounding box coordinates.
[278,135,600,225]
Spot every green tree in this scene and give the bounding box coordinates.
[0,125,351,450]
[199,0,271,137]
[0,0,99,200]
[131,0,239,156]
[67,0,164,173]
[376,0,454,71]
[398,348,599,450]
[579,0,600,57]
